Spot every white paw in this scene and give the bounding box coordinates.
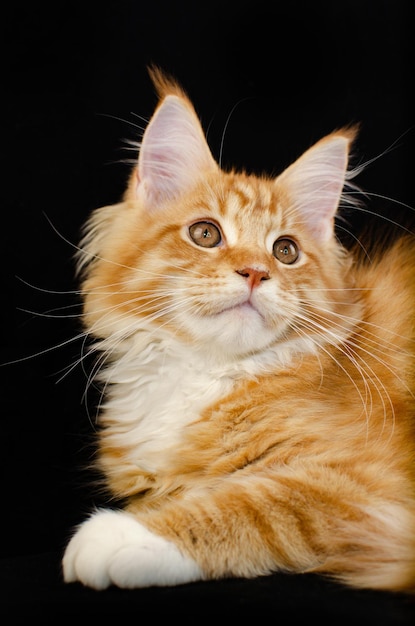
[62,509,203,590]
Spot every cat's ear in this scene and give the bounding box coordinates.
[276,129,356,242]
[132,93,218,209]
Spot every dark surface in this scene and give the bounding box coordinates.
[3,0,414,619]
[1,551,414,621]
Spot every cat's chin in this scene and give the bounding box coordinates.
[187,303,283,358]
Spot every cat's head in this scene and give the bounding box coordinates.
[79,67,360,360]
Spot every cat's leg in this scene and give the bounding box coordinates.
[62,481,415,591]
[62,509,203,589]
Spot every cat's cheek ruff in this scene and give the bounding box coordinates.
[62,509,203,589]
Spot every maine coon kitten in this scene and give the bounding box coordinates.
[62,67,415,592]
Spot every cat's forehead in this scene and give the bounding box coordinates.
[194,173,287,239]
[197,172,281,216]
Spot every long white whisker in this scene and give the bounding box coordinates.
[291,307,399,441]
[346,201,415,235]
[1,330,88,367]
[288,317,372,435]
[300,300,414,359]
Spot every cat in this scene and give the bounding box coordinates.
[62,66,415,592]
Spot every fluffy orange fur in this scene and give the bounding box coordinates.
[67,68,415,592]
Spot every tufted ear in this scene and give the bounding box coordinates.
[133,93,218,210]
[276,129,356,242]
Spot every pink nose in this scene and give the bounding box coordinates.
[236,267,270,289]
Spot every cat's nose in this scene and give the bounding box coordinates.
[236,267,270,289]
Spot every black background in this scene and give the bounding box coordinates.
[3,0,415,617]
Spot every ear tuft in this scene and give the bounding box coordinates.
[133,75,218,210]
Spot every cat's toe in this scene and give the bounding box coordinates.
[62,510,119,589]
[62,508,202,589]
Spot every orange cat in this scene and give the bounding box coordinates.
[62,67,415,592]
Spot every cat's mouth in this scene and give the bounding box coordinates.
[218,300,264,320]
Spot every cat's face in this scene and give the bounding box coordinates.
[82,171,354,360]
[80,70,358,360]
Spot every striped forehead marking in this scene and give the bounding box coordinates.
[213,178,283,247]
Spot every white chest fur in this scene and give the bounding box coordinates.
[98,333,240,473]
[95,322,311,474]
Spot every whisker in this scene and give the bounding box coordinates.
[290,306,402,441]
[347,200,415,236]
[288,318,373,435]
[301,300,415,357]
[15,275,82,296]
[335,224,372,259]
[17,305,84,320]
[218,98,252,168]
[1,330,88,367]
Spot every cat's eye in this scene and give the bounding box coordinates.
[273,238,299,264]
[189,221,222,248]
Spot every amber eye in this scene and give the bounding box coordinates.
[189,221,222,248]
[273,238,299,264]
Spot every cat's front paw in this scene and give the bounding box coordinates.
[62,509,203,589]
